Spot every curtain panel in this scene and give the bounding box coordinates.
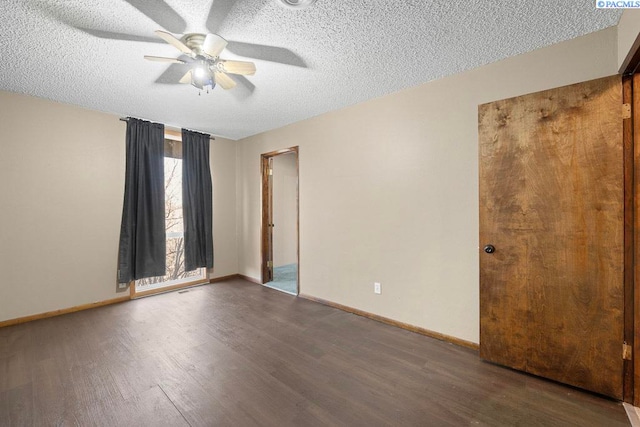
[182,129,214,271]
[117,118,166,284]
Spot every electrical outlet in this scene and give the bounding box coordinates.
[118,282,128,289]
[374,282,381,294]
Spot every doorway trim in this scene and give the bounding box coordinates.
[631,73,640,407]
[260,146,300,293]
[621,35,640,406]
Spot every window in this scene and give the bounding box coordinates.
[133,137,207,296]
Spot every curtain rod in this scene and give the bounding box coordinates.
[119,117,215,140]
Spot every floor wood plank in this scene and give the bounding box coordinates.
[0,278,630,426]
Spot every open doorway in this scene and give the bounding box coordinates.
[261,147,299,295]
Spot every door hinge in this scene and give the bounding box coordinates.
[269,168,273,176]
[267,260,273,268]
[622,103,631,119]
[623,342,632,360]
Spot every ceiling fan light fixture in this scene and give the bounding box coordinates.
[194,65,206,79]
[192,73,215,91]
[277,0,317,9]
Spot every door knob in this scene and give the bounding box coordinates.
[484,245,495,254]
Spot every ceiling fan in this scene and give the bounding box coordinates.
[145,30,256,92]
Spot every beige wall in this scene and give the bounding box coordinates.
[236,27,618,344]
[272,153,298,267]
[618,10,640,70]
[211,136,238,278]
[0,91,237,322]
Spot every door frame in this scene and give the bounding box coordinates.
[622,75,635,404]
[260,147,300,293]
[621,37,640,406]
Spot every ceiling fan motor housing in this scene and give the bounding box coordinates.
[182,34,207,57]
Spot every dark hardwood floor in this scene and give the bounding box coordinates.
[0,278,630,426]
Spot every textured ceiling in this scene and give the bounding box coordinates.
[0,1,622,140]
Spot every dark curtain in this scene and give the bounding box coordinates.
[117,118,166,283]
[182,129,214,271]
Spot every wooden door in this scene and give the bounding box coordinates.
[479,75,624,399]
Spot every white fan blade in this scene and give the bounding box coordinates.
[203,33,228,58]
[218,60,256,76]
[144,55,186,64]
[214,72,236,90]
[155,30,193,56]
[179,70,192,84]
